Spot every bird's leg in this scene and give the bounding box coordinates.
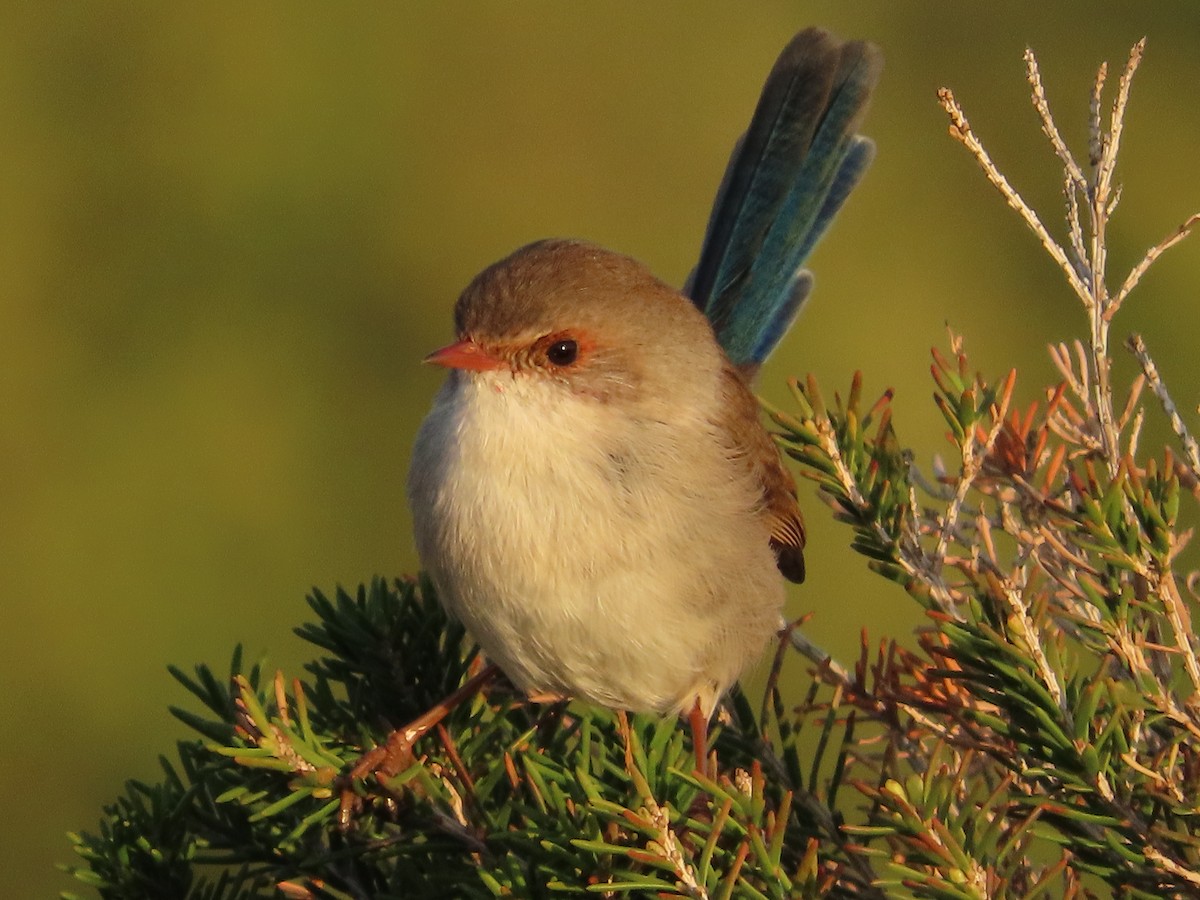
[338,662,500,828]
[688,700,711,776]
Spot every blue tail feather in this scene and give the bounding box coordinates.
[804,136,875,264]
[687,28,881,370]
[688,28,842,322]
[748,269,813,365]
[730,134,874,366]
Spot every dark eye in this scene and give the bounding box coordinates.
[546,339,578,366]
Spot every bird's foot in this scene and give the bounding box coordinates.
[337,723,422,829]
[336,663,502,830]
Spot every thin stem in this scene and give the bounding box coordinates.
[937,88,1092,307]
[1025,48,1087,190]
[1113,213,1200,312]
[1088,288,1120,474]
[1156,563,1200,696]
[813,400,962,619]
[785,627,851,685]
[1126,333,1200,482]
[933,373,1014,578]
[1084,40,1145,473]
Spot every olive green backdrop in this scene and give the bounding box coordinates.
[3,5,1198,896]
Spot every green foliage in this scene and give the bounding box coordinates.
[775,352,1200,896]
[67,36,1200,900]
[65,579,871,898]
[764,36,1200,898]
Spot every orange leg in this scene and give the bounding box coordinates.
[688,700,710,776]
[339,663,500,826]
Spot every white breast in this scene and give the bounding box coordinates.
[407,368,784,716]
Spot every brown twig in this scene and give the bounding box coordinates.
[1126,333,1200,484]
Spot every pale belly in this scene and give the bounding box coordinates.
[408,374,785,716]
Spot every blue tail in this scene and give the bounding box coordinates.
[686,28,882,371]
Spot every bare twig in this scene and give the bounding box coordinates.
[944,42,1187,480]
[1048,341,1087,402]
[810,402,964,619]
[1099,39,1145,196]
[1113,213,1200,312]
[1088,61,1107,169]
[1126,333,1200,482]
[937,88,1092,307]
[1144,846,1200,890]
[1025,48,1087,191]
[988,566,1067,712]
[1084,40,1145,472]
[785,624,852,687]
[1064,174,1087,273]
[1156,562,1200,696]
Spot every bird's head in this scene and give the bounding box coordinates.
[425,239,722,404]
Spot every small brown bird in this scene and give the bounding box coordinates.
[405,27,880,765]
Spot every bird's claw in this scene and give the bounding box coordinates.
[336,730,417,831]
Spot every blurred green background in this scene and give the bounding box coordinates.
[3,5,1198,895]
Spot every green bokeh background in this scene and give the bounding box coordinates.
[3,6,1198,895]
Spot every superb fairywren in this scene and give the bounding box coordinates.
[406,26,881,762]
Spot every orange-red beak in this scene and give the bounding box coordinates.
[423,339,506,372]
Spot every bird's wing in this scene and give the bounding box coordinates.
[718,365,806,583]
